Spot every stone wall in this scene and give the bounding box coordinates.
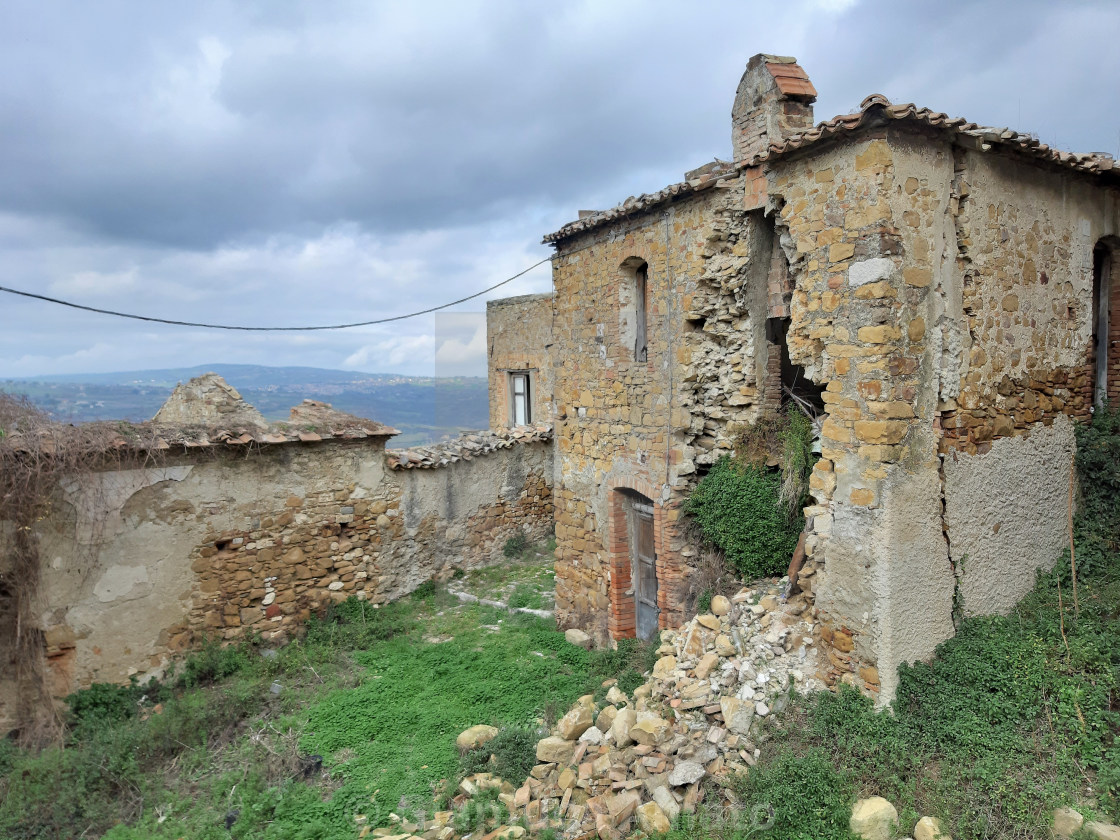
[545,181,796,645]
[548,192,714,642]
[2,433,553,732]
[488,293,555,429]
[767,125,1119,699]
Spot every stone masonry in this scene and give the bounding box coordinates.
[2,383,554,732]
[489,54,1120,702]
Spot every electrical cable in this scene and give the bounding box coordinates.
[0,255,552,331]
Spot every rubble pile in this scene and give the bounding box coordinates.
[454,579,825,839]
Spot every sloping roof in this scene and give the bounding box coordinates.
[387,425,552,470]
[542,96,1117,245]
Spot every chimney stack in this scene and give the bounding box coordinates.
[732,54,817,162]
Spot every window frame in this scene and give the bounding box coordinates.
[508,370,531,426]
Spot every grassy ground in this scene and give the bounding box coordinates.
[453,536,557,611]
[667,408,1120,840]
[0,544,651,840]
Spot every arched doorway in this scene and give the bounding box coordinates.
[608,487,660,641]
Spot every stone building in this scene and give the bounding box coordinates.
[488,53,1120,699]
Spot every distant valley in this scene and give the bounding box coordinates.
[2,364,490,448]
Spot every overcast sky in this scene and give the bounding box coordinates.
[0,0,1116,379]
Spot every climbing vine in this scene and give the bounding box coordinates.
[0,392,161,743]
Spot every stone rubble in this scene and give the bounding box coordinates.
[445,578,824,839]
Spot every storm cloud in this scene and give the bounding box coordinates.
[0,0,1116,377]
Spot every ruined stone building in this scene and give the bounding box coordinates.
[488,54,1120,699]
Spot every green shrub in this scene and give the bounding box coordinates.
[459,725,539,784]
[306,596,417,648]
[65,680,145,733]
[1073,402,1120,580]
[589,638,658,696]
[507,583,545,610]
[174,637,252,688]
[732,747,856,840]
[684,455,803,579]
[503,533,530,558]
[696,588,713,615]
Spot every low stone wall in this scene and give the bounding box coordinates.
[2,430,553,732]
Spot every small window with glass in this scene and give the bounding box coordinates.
[509,372,531,425]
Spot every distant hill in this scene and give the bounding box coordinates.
[2,365,490,448]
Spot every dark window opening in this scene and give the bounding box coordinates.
[635,263,649,363]
[1093,244,1112,408]
[767,316,825,412]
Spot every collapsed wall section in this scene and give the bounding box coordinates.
[766,122,1118,701]
[4,431,553,729]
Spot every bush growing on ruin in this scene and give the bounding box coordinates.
[1071,402,1120,579]
[684,455,803,580]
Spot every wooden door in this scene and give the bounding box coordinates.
[632,500,659,641]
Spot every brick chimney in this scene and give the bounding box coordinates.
[732,54,817,162]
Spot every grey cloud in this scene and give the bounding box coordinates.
[0,0,1115,378]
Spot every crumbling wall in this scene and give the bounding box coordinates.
[680,189,779,466]
[10,435,552,716]
[767,125,1118,701]
[549,189,725,642]
[487,293,555,429]
[768,130,959,700]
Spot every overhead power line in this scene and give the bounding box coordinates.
[0,255,552,331]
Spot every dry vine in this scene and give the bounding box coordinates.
[0,391,164,744]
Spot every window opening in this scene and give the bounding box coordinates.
[1093,244,1112,408]
[510,372,531,425]
[635,263,648,363]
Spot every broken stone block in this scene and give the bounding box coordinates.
[720,696,755,736]
[1052,808,1084,838]
[578,725,604,745]
[695,652,719,680]
[697,614,721,631]
[610,707,637,747]
[606,685,628,705]
[652,785,681,822]
[595,705,618,733]
[565,628,592,649]
[556,701,594,741]
[456,724,499,751]
[710,595,731,616]
[630,712,670,746]
[668,760,706,787]
[536,737,576,765]
[652,655,677,679]
[637,801,672,834]
[850,797,898,840]
[1087,822,1120,840]
[914,816,950,840]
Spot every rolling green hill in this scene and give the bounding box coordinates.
[2,365,490,448]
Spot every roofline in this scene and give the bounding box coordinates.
[542,96,1117,246]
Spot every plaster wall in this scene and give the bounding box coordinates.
[1,437,552,732]
[944,415,1076,618]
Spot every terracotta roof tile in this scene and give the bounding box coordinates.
[543,96,1115,244]
[766,62,817,100]
[387,425,553,470]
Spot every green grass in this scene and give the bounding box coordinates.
[0,545,646,840]
[665,406,1120,840]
